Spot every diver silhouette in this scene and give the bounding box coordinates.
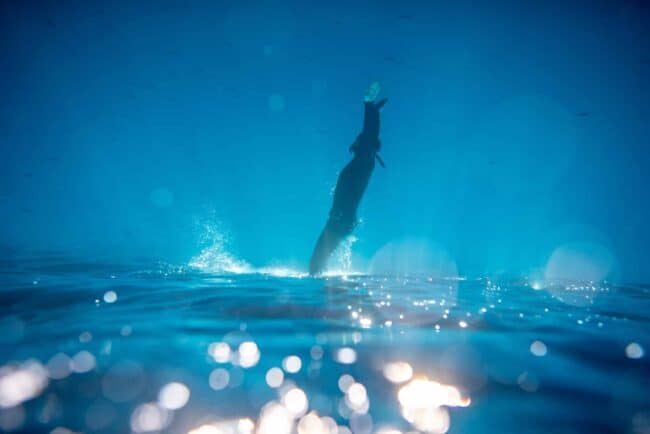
[309,83,388,275]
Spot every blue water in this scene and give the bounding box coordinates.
[2,0,650,280]
[1,252,648,433]
[2,1,650,433]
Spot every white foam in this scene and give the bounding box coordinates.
[189,225,253,274]
[189,222,366,278]
[256,266,308,279]
[189,244,253,274]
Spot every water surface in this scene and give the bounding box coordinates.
[1,255,648,433]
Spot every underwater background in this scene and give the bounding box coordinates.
[1,1,649,433]
[2,0,649,280]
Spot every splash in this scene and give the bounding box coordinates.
[190,242,310,278]
[189,220,361,278]
[189,221,307,277]
[256,266,308,279]
[323,235,361,278]
[189,222,253,274]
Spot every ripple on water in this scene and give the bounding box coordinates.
[0,258,648,433]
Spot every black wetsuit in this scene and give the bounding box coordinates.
[309,98,387,275]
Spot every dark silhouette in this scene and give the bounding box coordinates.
[309,84,387,275]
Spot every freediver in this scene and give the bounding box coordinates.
[309,82,387,275]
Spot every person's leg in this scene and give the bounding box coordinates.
[361,99,388,138]
[361,82,387,137]
[309,223,347,275]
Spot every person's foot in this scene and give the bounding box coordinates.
[364,82,381,102]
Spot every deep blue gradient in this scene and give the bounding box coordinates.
[1,0,649,279]
[2,3,650,433]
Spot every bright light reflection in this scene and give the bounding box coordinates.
[626,342,644,359]
[345,382,368,414]
[359,317,372,328]
[187,418,254,434]
[531,280,544,290]
[397,376,470,433]
[382,362,413,384]
[398,378,470,409]
[282,387,308,418]
[320,416,338,433]
[257,266,308,278]
[237,418,255,434]
[282,355,302,374]
[158,382,190,410]
[257,401,293,434]
[375,429,403,434]
[103,290,117,303]
[208,342,231,363]
[297,411,329,434]
[0,360,49,408]
[130,402,170,433]
[404,406,449,433]
[187,424,224,434]
[530,341,547,357]
[265,367,284,388]
[334,347,357,364]
[238,341,260,368]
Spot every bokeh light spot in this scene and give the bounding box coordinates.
[103,291,117,303]
[265,367,284,388]
[334,348,357,364]
[282,355,302,374]
[530,341,548,357]
[238,341,260,368]
[626,342,644,359]
[382,362,413,384]
[209,368,230,391]
[208,342,231,363]
[158,382,190,410]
